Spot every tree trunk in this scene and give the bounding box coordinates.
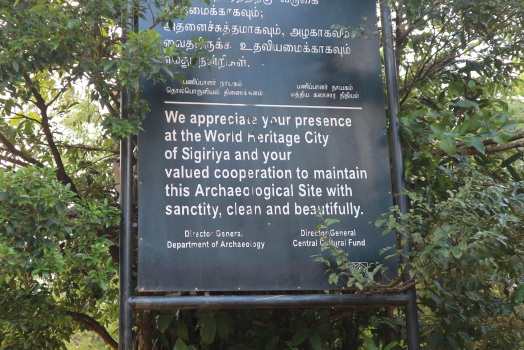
[341,313,362,349]
[138,310,154,350]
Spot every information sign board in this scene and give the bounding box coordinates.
[138,0,396,291]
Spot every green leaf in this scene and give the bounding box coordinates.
[24,120,34,134]
[430,123,446,135]
[328,273,339,285]
[451,246,462,259]
[309,331,322,350]
[265,336,279,350]
[173,338,189,350]
[67,18,81,27]
[200,314,216,344]
[324,218,339,226]
[157,312,175,333]
[216,311,234,339]
[455,99,478,109]
[177,322,189,341]
[448,81,463,96]
[454,119,470,134]
[515,284,524,302]
[438,138,456,154]
[9,116,23,127]
[457,332,472,341]
[369,316,380,328]
[384,342,399,350]
[292,328,309,346]
[407,108,428,120]
[100,60,115,73]
[446,335,460,350]
[507,165,522,182]
[469,137,485,154]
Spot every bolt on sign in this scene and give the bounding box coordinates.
[138,0,397,291]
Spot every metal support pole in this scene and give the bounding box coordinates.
[119,92,134,350]
[119,0,135,348]
[379,1,420,349]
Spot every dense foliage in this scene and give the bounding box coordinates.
[1,0,523,349]
[0,0,199,348]
[386,0,524,348]
[0,167,119,349]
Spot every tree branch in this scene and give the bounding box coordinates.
[6,112,43,125]
[66,311,118,350]
[0,153,32,167]
[429,138,524,156]
[58,143,118,153]
[23,74,80,195]
[0,132,45,167]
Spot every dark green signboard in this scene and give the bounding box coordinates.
[138,0,397,291]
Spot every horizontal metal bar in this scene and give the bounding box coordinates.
[128,294,410,310]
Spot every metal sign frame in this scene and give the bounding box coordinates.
[119,0,420,348]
